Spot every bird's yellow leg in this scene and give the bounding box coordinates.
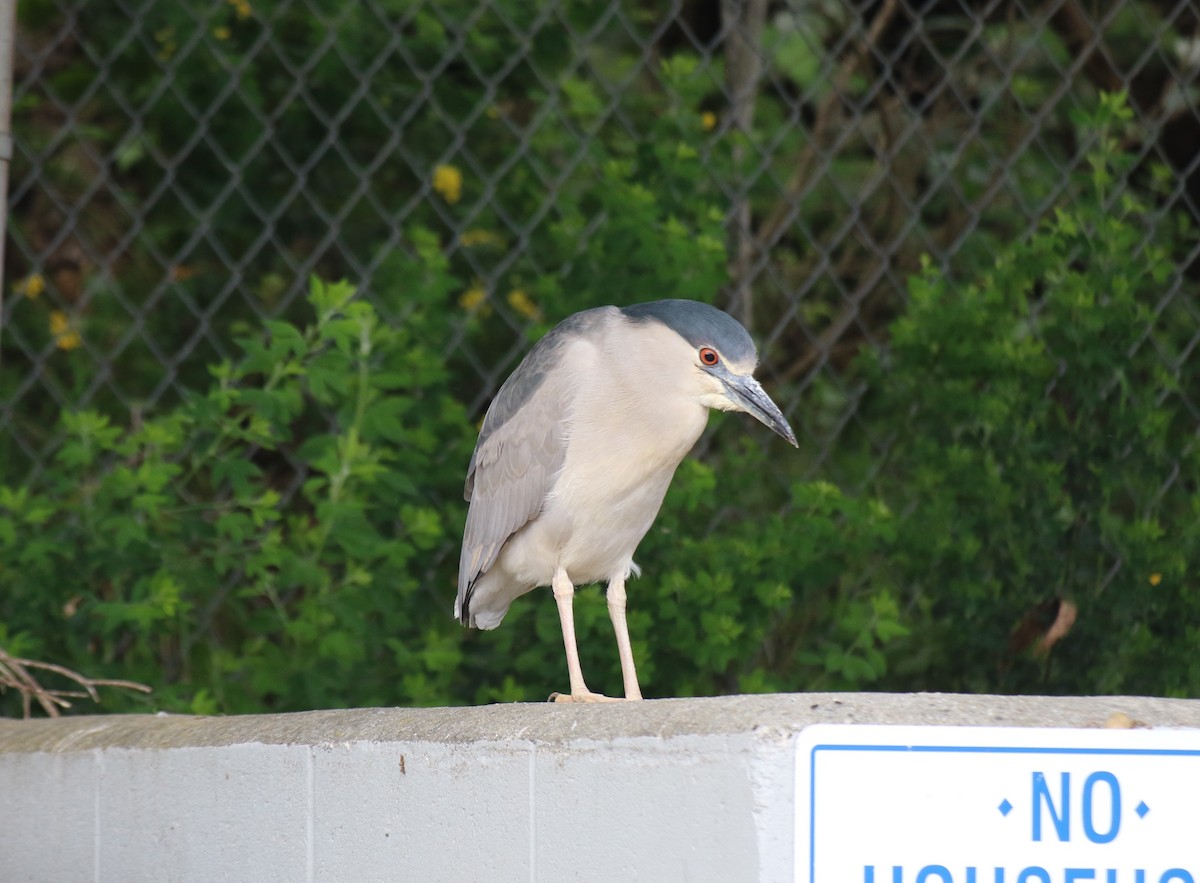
[549,568,619,703]
[606,573,643,700]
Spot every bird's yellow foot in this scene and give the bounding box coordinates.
[548,690,624,703]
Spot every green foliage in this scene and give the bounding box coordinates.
[3,8,1196,718]
[1,278,476,713]
[861,93,1200,695]
[9,92,1200,715]
[0,273,904,714]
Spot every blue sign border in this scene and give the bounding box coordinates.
[805,741,1200,882]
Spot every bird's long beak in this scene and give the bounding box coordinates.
[722,374,798,447]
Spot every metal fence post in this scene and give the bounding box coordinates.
[0,0,15,367]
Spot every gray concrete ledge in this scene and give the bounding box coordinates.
[6,692,1200,752]
[3,692,1199,883]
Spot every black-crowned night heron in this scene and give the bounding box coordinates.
[455,299,797,702]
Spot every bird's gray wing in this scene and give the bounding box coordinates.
[457,307,612,619]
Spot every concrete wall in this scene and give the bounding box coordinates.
[3,693,1200,883]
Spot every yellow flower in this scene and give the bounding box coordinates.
[459,281,487,313]
[214,25,231,40]
[14,273,45,299]
[701,111,717,131]
[227,0,252,20]
[433,164,463,204]
[507,288,540,320]
[49,310,82,351]
[1149,573,1163,586]
[154,27,177,62]
[460,229,502,248]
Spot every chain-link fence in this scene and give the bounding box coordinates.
[3,0,1199,480]
[2,0,1200,709]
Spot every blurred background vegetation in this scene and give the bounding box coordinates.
[0,0,1198,715]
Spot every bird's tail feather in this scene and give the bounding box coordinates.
[454,569,529,630]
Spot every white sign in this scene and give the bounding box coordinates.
[795,724,1200,883]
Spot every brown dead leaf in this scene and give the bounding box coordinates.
[1033,599,1078,657]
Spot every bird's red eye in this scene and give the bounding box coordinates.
[699,347,719,366]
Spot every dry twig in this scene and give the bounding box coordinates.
[0,646,151,719]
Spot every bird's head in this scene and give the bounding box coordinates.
[620,300,798,447]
